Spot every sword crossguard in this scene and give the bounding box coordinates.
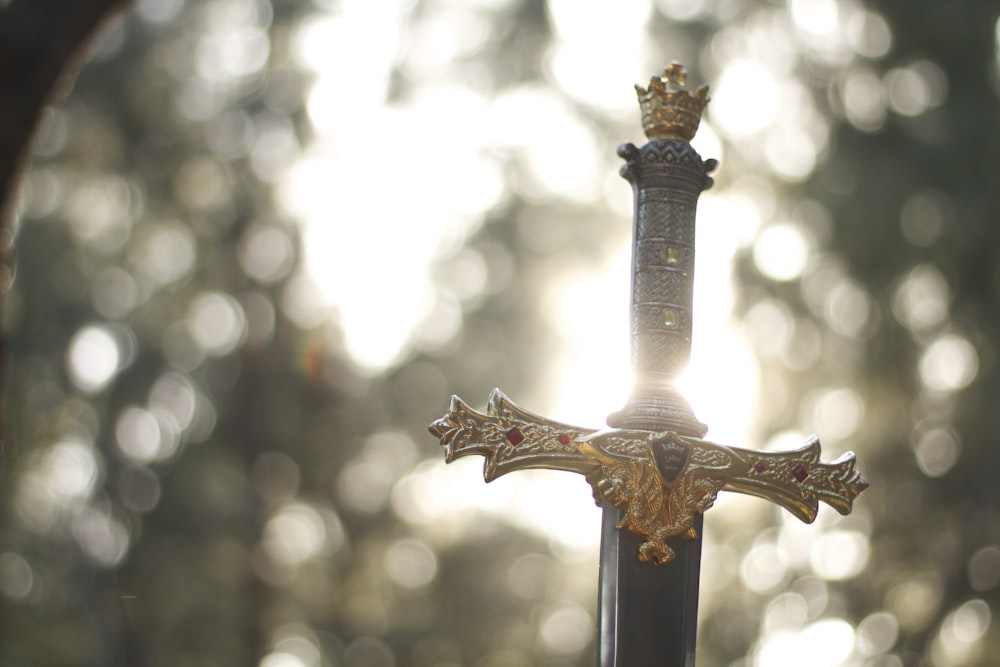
[429,389,869,565]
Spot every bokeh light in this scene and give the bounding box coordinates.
[755,617,855,667]
[967,546,1000,592]
[383,538,438,588]
[919,334,978,392]
[66,324,122,392]
[753,224,810,282]
[0,553,33,600]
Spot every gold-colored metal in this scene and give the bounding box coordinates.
[430,389,868,565]
[635,62,710,142]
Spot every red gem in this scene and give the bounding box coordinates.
[558,434,571,445]
[506,427,525,445]
[754,462,767,473]
[793,464,808,482]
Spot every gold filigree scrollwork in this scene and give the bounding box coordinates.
[429,389,869,565]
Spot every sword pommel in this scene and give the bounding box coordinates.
[635,62,710,142]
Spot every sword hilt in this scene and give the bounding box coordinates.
[608,66,717,436]
[427,65,869,570]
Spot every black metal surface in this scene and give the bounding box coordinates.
[598,510,703,666]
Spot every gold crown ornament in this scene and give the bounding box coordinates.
[636,63,710,142]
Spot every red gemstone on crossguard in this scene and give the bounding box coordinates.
[506,427,525,445]
[754,462,767,473]
[558,434,571,445]
[792,464,808,482]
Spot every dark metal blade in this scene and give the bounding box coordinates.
[598,510,703,667]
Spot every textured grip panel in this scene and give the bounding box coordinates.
[610,139,715,435]
[625,142,711,381]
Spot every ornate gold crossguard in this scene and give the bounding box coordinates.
[430,389,867,565]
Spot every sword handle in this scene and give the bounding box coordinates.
[608,139,717,436]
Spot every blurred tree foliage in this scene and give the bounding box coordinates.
[0,1,998,667]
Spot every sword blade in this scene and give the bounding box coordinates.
[599,511,702,666]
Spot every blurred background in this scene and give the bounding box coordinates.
[1,0,999,665]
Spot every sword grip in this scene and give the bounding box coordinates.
[608,140,716,436]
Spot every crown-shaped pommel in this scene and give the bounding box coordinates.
[636,63,710,142]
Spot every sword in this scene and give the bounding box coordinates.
[429,64,868,666]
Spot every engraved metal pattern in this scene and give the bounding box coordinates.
[635,196,698,243]
[430,390,869,565]
[635,271,692,309]
[618,141,712,393]
[632,334,691,378]
[638,143,707,171]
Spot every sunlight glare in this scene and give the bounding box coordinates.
[392,457,601,555]
[756,618,855,667]
[789,0,839,37]
[550,189,758,447]
[282,1,508,371]
[683,196,759,444]
[281,77,506,369]
[680,324,759,445]
[712,60,781,137]
[547,252,630,426]
[753,223,810,281]
[547,40,643,114]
